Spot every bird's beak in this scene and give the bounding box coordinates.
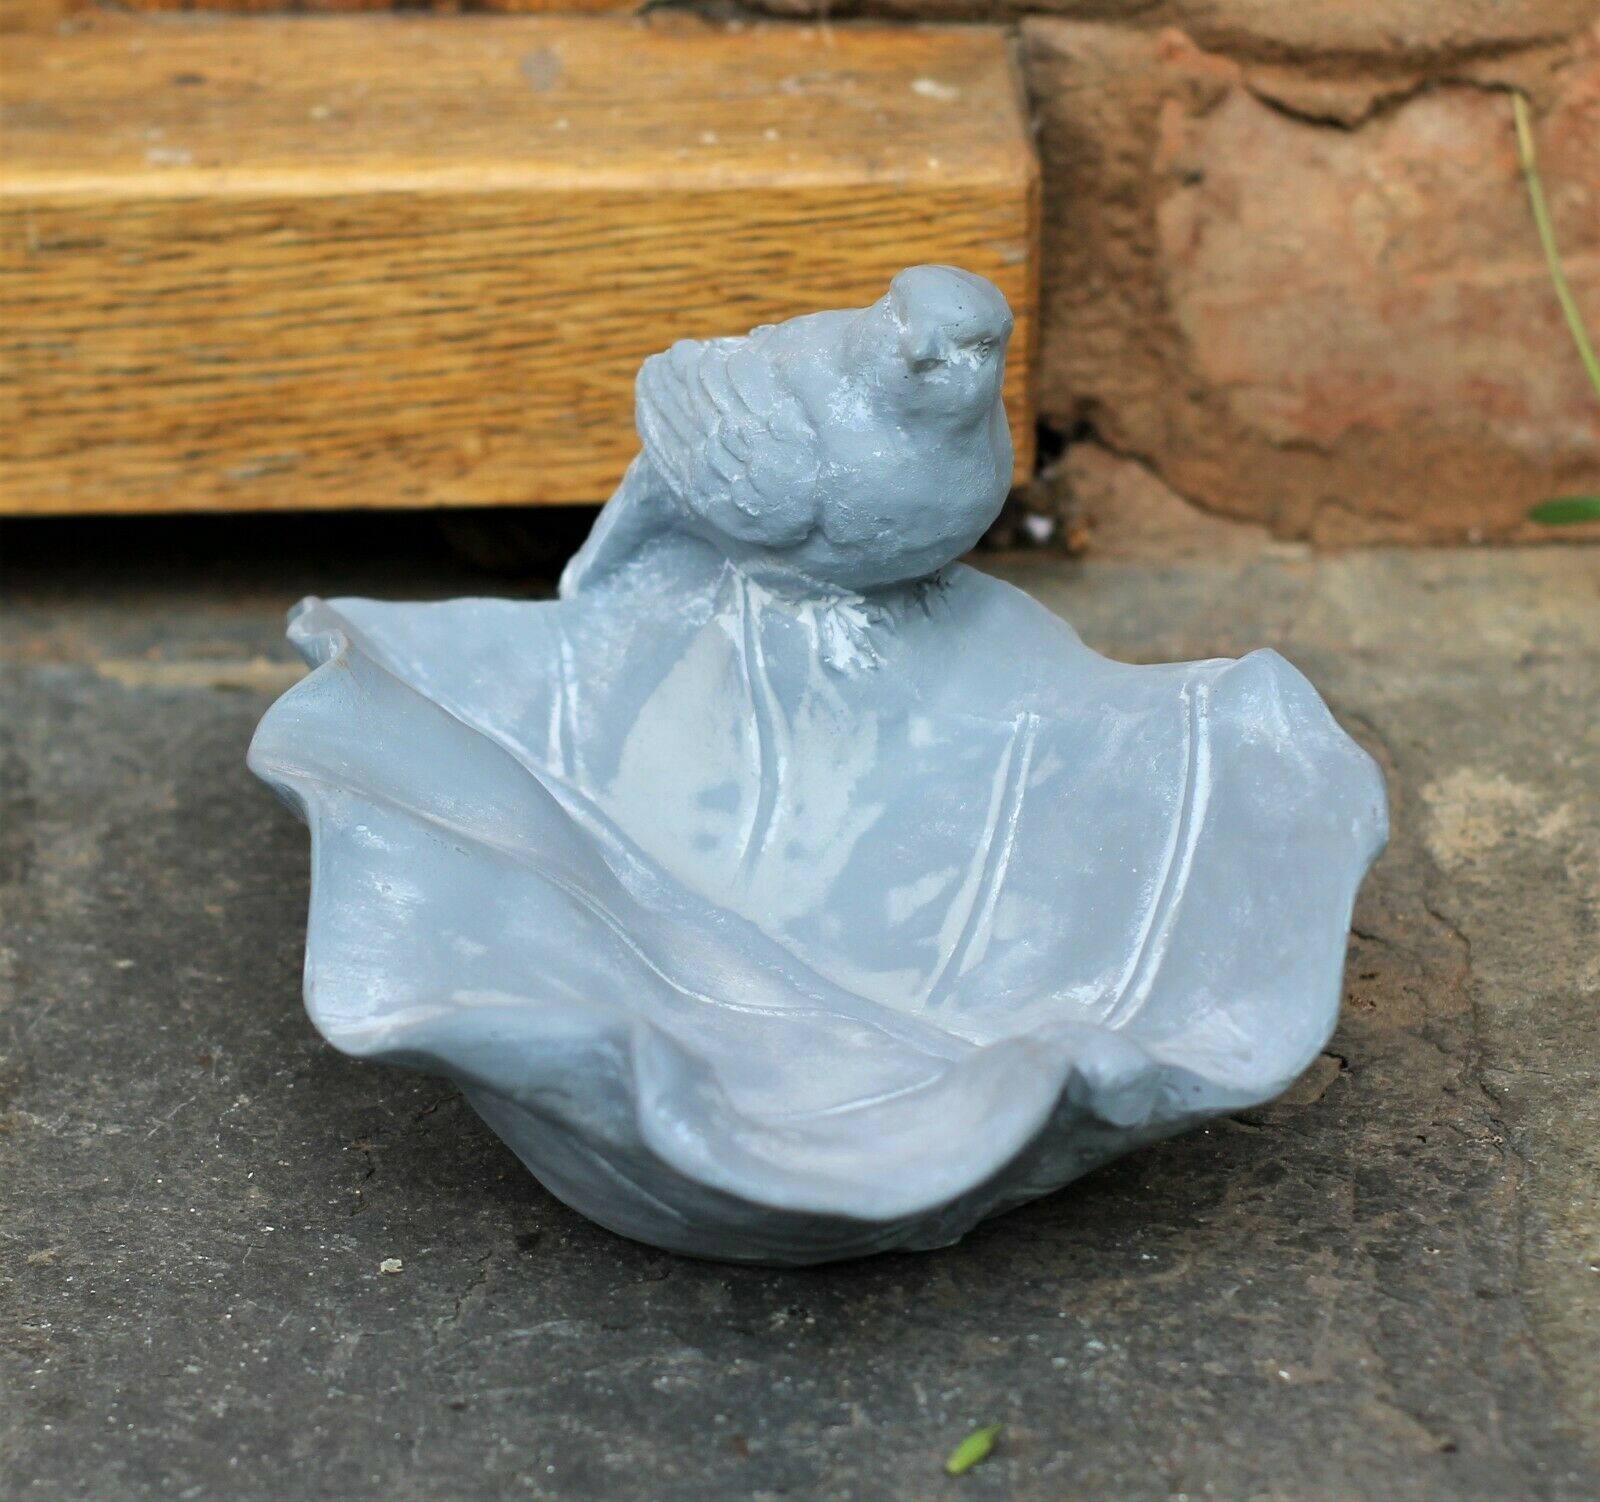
[900,328,949,371]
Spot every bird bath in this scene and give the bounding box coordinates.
[249,268,1387,1263]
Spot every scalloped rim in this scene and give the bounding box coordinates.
[248,597,1380,1242]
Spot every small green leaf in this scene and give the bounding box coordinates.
[944,1423,1003,1477]
[1528,495,1600,525]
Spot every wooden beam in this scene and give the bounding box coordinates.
[0,16,1038,516]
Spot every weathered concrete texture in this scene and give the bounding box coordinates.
[2,515,1597,1500]
[1022,18,1600,544]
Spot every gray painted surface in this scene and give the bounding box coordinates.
[246,273,1384,1261]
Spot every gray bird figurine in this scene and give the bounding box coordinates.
[559,265,1015,598]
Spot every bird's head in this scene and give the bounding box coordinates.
[853,265,1014,422]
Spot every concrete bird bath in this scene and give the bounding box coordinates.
[249,268,1387,1263]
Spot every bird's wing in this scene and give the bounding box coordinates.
[636,334,821,549]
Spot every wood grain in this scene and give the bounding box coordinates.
[114,0,640,14]
[0,0,81,31]
[1,15,1038,515]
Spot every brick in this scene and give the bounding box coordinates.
[1025,19,1600,541]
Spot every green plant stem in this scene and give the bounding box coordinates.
[1528,495,1600,525]
[1513,91,1600,405]
[944,1424,1002,1477]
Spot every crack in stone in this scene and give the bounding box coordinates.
[1243,70,1539,132]
[431,1250,497,1357]
[347,1139,377,1216]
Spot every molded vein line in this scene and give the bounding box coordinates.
[763,1064,952,1123]
[272,758,971,1062]
[290,763,922,1044]
[1101,677,1214,1030]
[958,711,1039,983]
[544,633,568,782]
[529,773,971,1062]
[735,574,786,885]
[921,711,1038,1011]
[272,628,971,1059]
[556,625,581,786]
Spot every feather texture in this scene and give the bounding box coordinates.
[565,267,1016,597]
[636,334,821,549]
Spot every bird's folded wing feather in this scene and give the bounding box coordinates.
[636,336,821,548]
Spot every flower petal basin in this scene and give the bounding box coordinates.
[249,562,1386,1264]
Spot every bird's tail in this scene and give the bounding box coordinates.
[559,453,668,600]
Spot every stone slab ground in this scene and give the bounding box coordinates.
[1,515,1596,1500]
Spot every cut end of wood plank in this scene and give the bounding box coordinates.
[1,16,1040,514]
